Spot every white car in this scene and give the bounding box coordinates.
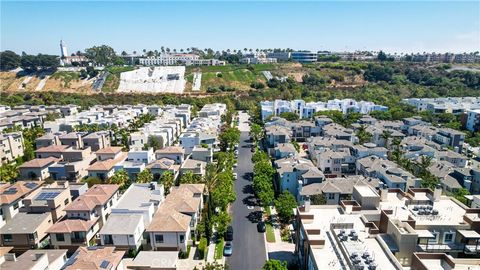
[233,163,238,168]
[234,150,239,156]
[233,173,237,179]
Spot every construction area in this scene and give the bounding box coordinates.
[117,66,186,94]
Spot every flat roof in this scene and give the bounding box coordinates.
[99,214,143,235]
[126,251,178,268]
[0,213,51,234]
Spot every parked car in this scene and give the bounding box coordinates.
[223,242,233,256]
[224,226,233,241]
[233,172,237,179]
[257,222,266,233]
[234,150,239,156]
[233,163,238,168]
[251,147,255,153]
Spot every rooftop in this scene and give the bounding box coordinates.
[63,246,125,270]
[98,214,143,235]
[0,212,51,234]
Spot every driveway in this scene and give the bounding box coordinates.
[227,112,267,270]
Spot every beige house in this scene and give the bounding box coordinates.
[0,181,43,228]
[0,132,24,164]
[155,146,185,164]
[35,145,69,159]
[47,184,119,252]
[83,131,111,151]
[21,182,72,222]
[63,246,125,270]
[0,212,53,253]
[17,157,60,180]
[95,146,124,161]
[0,249,68,270]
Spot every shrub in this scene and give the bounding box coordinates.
[197,237,207,259]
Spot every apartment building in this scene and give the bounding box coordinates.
[466,109,480,132]
[0,132,24,164]
[291,51,317,63]
[296,185,480,270]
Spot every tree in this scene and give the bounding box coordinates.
[213,211,231,237]
[356,125,372,144]
[0,164,18,182]
[0,50,21,71]
[377,50,388,61]
[148,136,162,151]
[159,171,174,194]
[219,127,240,151]
[84,176,102,187]
[310,194,327,205]
[253,174,274,207]
[250,123,263,142]
[84,45,118,66]
[180,171,201,184]
[380,130,393,147]
[108,169,130,189]
[136,169,153,183]
[202,262,227,270]
[262,259,288,270]
[453,188,470,205]
[278,112,299,121]
[275,191,297,222]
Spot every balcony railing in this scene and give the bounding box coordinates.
[71,237,86,243]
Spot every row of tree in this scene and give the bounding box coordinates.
[0,51,59,72]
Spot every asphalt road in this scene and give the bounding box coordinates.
[227,113,267,270]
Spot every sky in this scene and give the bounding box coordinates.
[1,1,479,55]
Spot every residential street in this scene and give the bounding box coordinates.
[227,112,267,270]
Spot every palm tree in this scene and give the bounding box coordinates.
[180,49,184,53]
[202,163,220,244]
[381,130,393,148]
[133,50,137,56]
[160,46,165,53]
[121,51,128,56]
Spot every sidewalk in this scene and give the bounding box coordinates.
[266,206,296,265]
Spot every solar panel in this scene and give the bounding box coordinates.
[24,182,38,189]
[100,260,110,269]
[3,188,17,194]
[36,192,60,200]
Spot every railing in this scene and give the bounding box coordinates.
[71,237,87,243]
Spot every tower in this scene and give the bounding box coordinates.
[60,40,68,58]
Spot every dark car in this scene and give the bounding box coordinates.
[257,222,266,233]
[223,242,233,256]
[224,226,233,241]
[251,147,256,152]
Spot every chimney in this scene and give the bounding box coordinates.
[434,184,442,202]
[304,197,311,212]
[380,183,388,202]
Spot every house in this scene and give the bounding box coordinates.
[17,157,59,180]
[48,185,119,252]
[83,131,111,151]
[274,143,297,159]
[62,246,125,270]
[21,182,72,222]
[315,148,355,176]
[87,152,127,181]
[122,251,178,270]
[298,175,380,205]
[350,143,388,159]
[274,156,324,198]
[265,125,291,148]
[58,132,87,149]
[127,148,155,164]
[98,214,144,252]
[0,132,24,164]
[145,208,191,252]
[147,158,180,182]
[0,249,68,270]
[48,153,95,181]
[155,146,185,164]
[0,181,43,228]
[0,212,53,253]
[98,182,164,251]
[35,145,69,159]
[95,146,124,161]
[190,146,213,163]
[35,132,64,149]
[180,158,206,176]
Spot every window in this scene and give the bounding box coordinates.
[28,232,38,241]
[13,202,19,210]
[328,193,335,200]
[64,199,69,206]
[180,235,185,243]
[443,232,455,244]
[56,233,65,242]
[3,234,12,242]
[155,235,164,243]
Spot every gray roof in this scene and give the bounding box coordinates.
[99,214,143,235]
[300,176,380,196]
[0,213,51,234]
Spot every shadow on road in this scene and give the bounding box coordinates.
[242,184,254,194]
[246,211,263,223]
[242,172,252,181]
[242,195,258,207]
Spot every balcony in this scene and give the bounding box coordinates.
[70,237,87,243]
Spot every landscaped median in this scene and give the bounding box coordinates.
[265,206,276,243]
[214,238,224,260]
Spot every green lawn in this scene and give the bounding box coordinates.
[214,239,224,260]
[266,223,276,243]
